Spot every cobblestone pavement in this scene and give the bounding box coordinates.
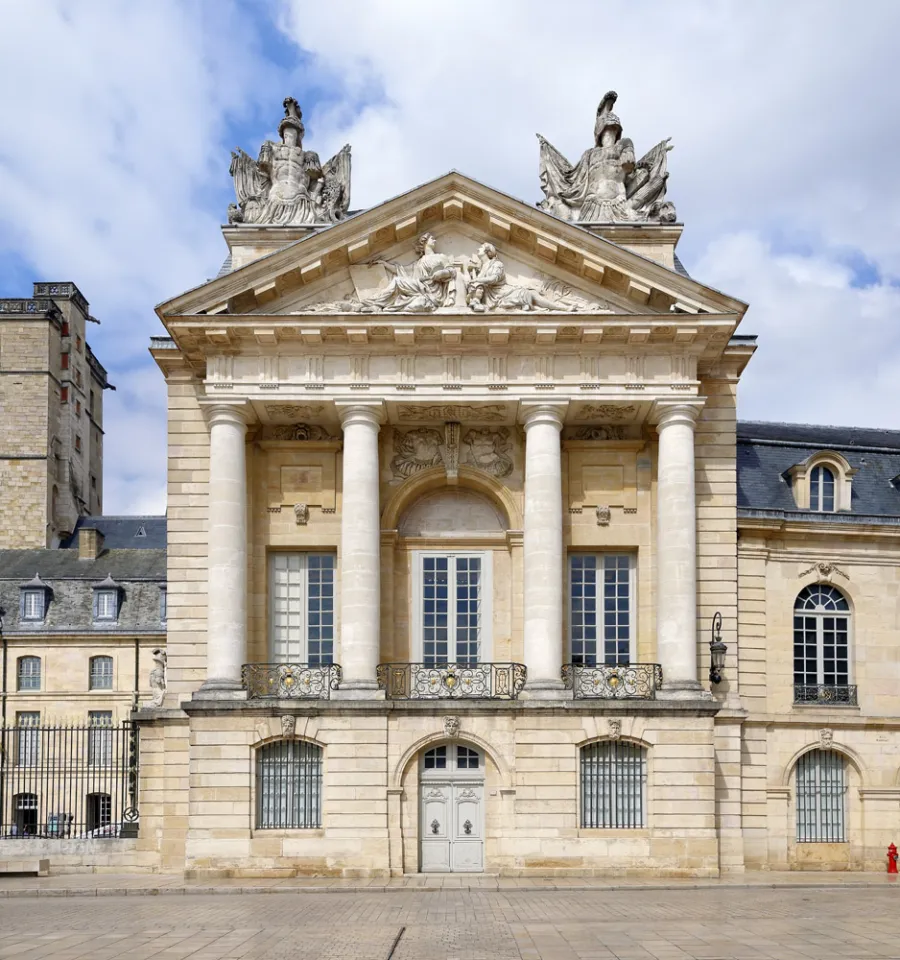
[1,887,900,960]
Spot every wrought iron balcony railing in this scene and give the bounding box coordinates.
[376,662,527,700]
[793,683,858,706]
[562,662,663,699]
[242,662,342,700]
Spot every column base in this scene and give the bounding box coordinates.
[193,679,248,701]
[522,679,567,701]
[333,681,386,701]
[657,679,713,702]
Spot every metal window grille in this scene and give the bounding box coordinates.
[22,590,45,621]
[796,749,846,842]
[793,586,850,686]
[570,555,632,667]
[17,657,41,691]
[1,721,138,837]
[422,555,482,666]
[89,656,114,690]
[88,712,113,767]
[580,740,646,829]
[256,740,322,829]
[810,466,835,512]
[270,553,335,665]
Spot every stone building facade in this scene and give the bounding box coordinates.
[0,282,109,548]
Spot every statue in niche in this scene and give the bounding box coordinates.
[462,428,514,478]
[537,91,676,223]
[391,428,447,480]
[228,97,351,226]
[149,649,167,708]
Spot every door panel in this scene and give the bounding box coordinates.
[420,785,450,872]
[450,784,483,872]
[421,781,483,873]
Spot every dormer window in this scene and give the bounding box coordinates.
[809,465,835,512]
[93,574,121,622]
[20,574,51,622]
[788,451,855,513]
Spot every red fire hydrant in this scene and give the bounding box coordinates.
[888,843,899,874]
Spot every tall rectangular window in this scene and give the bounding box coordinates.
[416,553,489,665]
[16,712,40,767]
[17,657,41,690]
[581,741,647,828]
[570,554,634,666]
[270,553,335,664]
[89,656,113,690]
[796,749,846,842]
[88,711,113,767]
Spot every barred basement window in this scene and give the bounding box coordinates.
[17,656,41,691]
[580,740,647,829]
[89,656,113,690]
[796,749,846,842]
[256,740,322,829]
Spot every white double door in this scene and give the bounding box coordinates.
[420,779,484,873]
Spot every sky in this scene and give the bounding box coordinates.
[1,0,899,515]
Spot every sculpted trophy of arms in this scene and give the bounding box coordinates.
[228,97,351,226]
[537,90,676,224]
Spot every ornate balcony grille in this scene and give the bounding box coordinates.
[0,721,139,838]
[241,663,342,700]
[562,662,662,700]
[376,662,527,700]
[793,683,858,706]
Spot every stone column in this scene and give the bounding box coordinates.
[522,402,567,697]
[655,401,703,696]
[335,402,384,698]
[199,403,250,696]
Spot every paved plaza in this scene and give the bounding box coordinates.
[1,882,899,960]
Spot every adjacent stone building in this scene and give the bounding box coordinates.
[0,282,109,547]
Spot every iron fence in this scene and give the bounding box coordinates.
[562,662,662,699]
[793,684,858,706]
[376,662,527,699]
[0,721,139,839]
[242,663,342,699]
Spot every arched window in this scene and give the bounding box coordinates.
[17,656,41,691]
[793,585,854,704]
[256,740,322,829]
[809,465,836,512]
[796,749,846,842]
[89,656,114,690]
[580,741,647,829]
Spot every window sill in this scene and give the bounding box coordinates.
[576,828,649,838]
[251,828,325,839]
[792,703,860,711]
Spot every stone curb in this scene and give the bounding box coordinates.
[0,880,898,898]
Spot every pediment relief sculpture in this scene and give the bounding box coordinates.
[304,234,608,315]
[228,96,351,226]
[265,423,339,442]
[391,425,514,482]
[391,427,446,480]
[461,428,514,478]
[537,91,676,224]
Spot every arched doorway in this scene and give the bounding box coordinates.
[419,743,484,873]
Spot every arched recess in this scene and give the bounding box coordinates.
[392,731,513,790]
[779,740,868,789]
[381,466,521,532]
[576,734,652,752]
[250,728,327,751]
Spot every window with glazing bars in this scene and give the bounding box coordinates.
[809,465,836,512]
[256,740,322,829]
[580,740,646,828]
[17,657,41,691]
[88,711,113,766]
[270,554,335,664]
[89,656,113,690]
[793,585,850,686]
[21,590,45,621]
[796,749,846,842]
[420,554,483,666]
[570,555,632,666]
[16,712,40,767]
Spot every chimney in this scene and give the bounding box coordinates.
[78,526,104,560]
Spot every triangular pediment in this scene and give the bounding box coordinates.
[157,172,747,323]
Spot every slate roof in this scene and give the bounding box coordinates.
[0,548,166,581]
[61,516,167,550]
[737,421,900,522]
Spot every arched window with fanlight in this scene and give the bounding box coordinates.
[793,585,855,704]
[809,465,836,512]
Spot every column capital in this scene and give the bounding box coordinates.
[520,401,568,431]
[202,401,254,430]
[652,400,705,431]
[335,401,385,430]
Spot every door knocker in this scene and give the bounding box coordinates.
[463,819,473,835]
[430,819,440,835]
